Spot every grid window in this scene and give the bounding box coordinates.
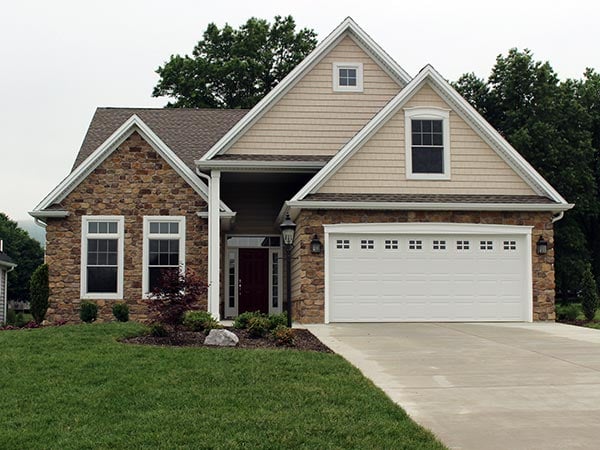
[456,240,470,250]
[338,67,357,86]
[503,240,517,250]
[411,119,444,174]
[409,240,423,250]
[144,217,185,294]
[360,239,374,250]
[228,251,236,308]
[384,239,399,250]
[272,252,279,308]
[82,217,123,298]
[433,240,446,250]
[480,240,494,251]
[336,239,350,249]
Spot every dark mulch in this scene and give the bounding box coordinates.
[122,327,332,353]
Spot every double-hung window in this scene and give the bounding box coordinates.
[405,108,450,179]
[143,216,185,295]
[81,216,124,299]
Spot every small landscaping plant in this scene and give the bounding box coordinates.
[29,263,49,324]
[272,325,294,346]
[15,312,27,328]
[268,312,287,330]
[183,310,222,333]
[247,315,271,338]
[5,308,16,326]
[556,303,579,322]
[580,265,599,321]
[147,268,208,333]
[112,303,130,322]
[79,301,98,323]
[148,323,168,337]
[233,311,264,329]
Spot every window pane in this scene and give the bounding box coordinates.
[422,120,432,132]
[98,240,108,252]
[87,251,98,266]
[97,253,108,265]
[108,222,117,234]
[412,120,422,132]
[169,253,179,265]
[149,240,158,252]
[432,120,442,132]
[98,222,108,234]
[412,147,444,173]
[108,240,117,252]
[412,132,422,145]
[149,267,178,292]
[170,222,179,234]
[87,267,117,293]
[159,222,169,234]
[422,133,432,145]
[149,252,159,265]
[432,133,443,146]
[159,240,169,252]
[150,222,159,234]
[107,253,117,266]
[88,239,98,252]
[88,222,98,233]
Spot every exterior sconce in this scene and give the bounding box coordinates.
[536,236,548,255]
[310,234,322,254]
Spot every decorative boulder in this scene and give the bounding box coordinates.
[204,329,239,347]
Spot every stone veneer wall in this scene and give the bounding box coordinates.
[291,210,555,323]
[45,132,209,323]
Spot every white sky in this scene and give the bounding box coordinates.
[1,0,598,221]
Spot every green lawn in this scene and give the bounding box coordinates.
[0,323,444,449]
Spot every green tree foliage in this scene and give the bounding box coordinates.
[153,16,317,109]
[453,50,599,296]
[29,264,49,324]
[581,264,599,321]
[0,213,44,301]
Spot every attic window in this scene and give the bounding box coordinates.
[333,62,363,92]
[405,108,451,180]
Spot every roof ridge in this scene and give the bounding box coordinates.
[96,107,251,112]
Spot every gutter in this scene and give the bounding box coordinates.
[194,159,327,173]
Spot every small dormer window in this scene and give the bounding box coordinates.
[333,62,363,92]
[405,107,451,180]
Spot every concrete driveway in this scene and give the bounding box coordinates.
[305,322,600,450]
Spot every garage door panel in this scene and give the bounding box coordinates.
[329,231,529,322]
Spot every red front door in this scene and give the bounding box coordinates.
[238,248,269,314]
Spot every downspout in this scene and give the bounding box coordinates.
[552,212,564,223]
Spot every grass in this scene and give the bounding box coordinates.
[556,302,600,329]
[0,323,445,449]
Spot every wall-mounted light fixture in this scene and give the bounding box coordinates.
[536,236,548,255]
[310,234,322,254]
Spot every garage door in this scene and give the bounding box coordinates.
[327,225,531,322]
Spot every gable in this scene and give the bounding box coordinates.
[317,82,537,196]
[224,35,403,157]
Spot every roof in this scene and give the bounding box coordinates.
[305,193,558,204]
[74,108,249,171]
[0,252,16,268]
[211,154,332,162]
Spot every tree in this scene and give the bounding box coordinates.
[581,264,599,321]
[152,16,317,109]
[0,213,44,302]
[29,264,49,324]
[453,49,598,296]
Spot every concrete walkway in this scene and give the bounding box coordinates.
[305,322,600,450]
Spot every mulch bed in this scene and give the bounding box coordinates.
[121,327,332,353]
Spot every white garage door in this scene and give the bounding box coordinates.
[327,225,531,322]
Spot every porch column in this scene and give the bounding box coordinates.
[208,170,221,320]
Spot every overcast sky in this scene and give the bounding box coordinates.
[1,0,598,222]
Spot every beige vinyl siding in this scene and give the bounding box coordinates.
[226,35,402,156]
[318,83,537,196]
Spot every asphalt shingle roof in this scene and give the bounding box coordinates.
[73,107,249,171]
[304,193,558,204]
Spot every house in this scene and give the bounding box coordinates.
[30,18,572,324]
[0,240,17,324]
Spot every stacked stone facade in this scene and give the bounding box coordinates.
[291,209,555,323]
[45,132,209,323]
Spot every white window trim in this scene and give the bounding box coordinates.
[333,62,363,92]
[268,248,283,315]
[80,215,124,300]
[405,107,451,180]
[142,216,186,298]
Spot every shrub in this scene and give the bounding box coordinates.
[268,313,287,330]
[112,303,129,322]
[79,301,98,323]
[272,325,295,346]
[15,312,27,328]
[147,268,208,330]
[247,316,270,338]
[148,323,168,337]
[5,308,16,326]
[183,310,222,333]
[580,265,599,321]
[556,303,579,322]
[233,311,264,329]
[29,263,49,324]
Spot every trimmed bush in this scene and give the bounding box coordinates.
[272,325,294,346]
[79,301,98,323]
[268,313,287,330]
[15,312,27,328]
[233,311,264,329]
[149,323,168,337]
[556,303,579,322]
[112,303,129,322]
[247,316,270,338]
[581,265,599,321]
[183,310,222,333]
[29,264,49,324]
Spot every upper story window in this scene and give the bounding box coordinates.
[333,62,363,92]
[80,216,124,299]
[405,107,450,180]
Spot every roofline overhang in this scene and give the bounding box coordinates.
[0,259,17,269]
[194,159,327,173]
[29,210,70,219]
[277,200,574,223]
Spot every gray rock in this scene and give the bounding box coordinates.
[204,329,239,347]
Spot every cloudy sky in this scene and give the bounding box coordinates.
[1,0,598,222]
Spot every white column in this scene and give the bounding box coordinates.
[208,170,221,320]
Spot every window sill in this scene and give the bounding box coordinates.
[406,173,451,180]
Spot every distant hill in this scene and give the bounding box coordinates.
[17,220,46,248]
